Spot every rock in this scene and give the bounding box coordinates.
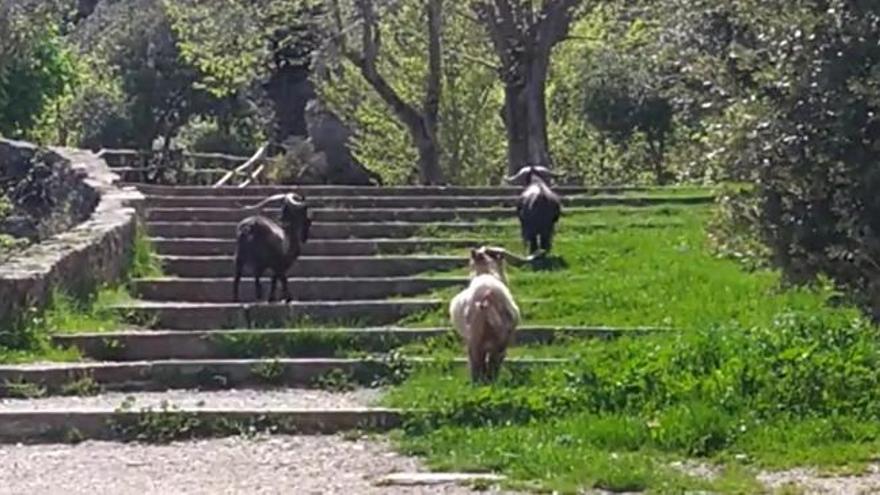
[374,472,506,487]
[304,99,382,186]
[0,139,99,243]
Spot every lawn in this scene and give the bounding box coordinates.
[385,202,880,493]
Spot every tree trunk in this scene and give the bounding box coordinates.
[501,84,529,175]
[500,59,552,175]
[414,124,443,185]
[473,0,582,176]
[524,58,552,170]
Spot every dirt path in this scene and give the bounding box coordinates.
[0,435,515,495]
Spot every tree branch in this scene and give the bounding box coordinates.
[346,0,423,131]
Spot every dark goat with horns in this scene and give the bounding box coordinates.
[505,165,562,255]
[233,193,312,303]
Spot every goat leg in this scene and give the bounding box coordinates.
[280,275,292,303]
[539,228,554,253]
[268,275,278,303]
[487,349,506,383]
[254,269,264,302]
[468,342,487,384]
[233,256,244,303]
[528,236,540,255]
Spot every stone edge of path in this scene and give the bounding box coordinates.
[0,139,144,325]
[0,407,406,444]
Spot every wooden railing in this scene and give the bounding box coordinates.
[95,148,263,186]
[213,143,270,188]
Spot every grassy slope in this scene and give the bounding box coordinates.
[385,203,880,493]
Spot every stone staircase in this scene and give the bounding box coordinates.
[0,184,705,443]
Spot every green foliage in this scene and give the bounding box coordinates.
[165,0,317,98]
[59,375,102,397]
[130,222,164,279]
[0,21,76,138]
[385,201,880,491]
[312,368,357,392]
[318,0,505,185]
[250,359,285,385]
[3,379,47,399]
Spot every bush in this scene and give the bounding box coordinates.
[734,2,880,316]
[0,24,76,138]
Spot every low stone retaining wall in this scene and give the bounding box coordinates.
[0,139,144,326]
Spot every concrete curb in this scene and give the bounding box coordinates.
[0,358,567,398]
[0,407,407,444]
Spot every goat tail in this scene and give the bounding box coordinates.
[473,290,516,331]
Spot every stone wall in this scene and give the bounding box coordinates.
[0,139,144,325]
[0,141,99,243]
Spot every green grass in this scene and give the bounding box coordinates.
[130,222,164,279]
[406,207,845,330]
[0,223,161,363]
[385,203,880,493]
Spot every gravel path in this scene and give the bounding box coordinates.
[0,388,383,412]
[759,464,880,494]
[0,435,516,495]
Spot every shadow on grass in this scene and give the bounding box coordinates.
[528,255,569,272]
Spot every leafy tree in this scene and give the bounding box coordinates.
[318,0,505,185]
[326,0,446,185]
[0,1,77,138]
[166,0,319,141]
[472,0,586,174]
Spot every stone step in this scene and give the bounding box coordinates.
[158,255,465,278]
[150,238,480,257]
[0,358,565,398]
[111,300,442,329]
[53,327,668,361]
[147,220,684,240]
[133,277,467,303]
[149,207,531,223]
[133,184,628,197]
[0,408,404,443]
[147,221,480,239]
[145,194,713,209]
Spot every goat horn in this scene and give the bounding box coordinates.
[485,246,548,265]
[504,167,532,184]
[532,166,561,177]
[246,193,289,211]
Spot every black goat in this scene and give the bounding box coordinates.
[233,193,311,303]
[506,165,561,255]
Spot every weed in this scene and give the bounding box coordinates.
[59,375,102,396]
[251,359,285,385]
[112,400,204,443]
[312,368,357,392]
[129,222,164,279]
[2,379,47,399]
[93,337,126,361]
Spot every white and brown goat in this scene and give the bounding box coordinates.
[450,246,537,383]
